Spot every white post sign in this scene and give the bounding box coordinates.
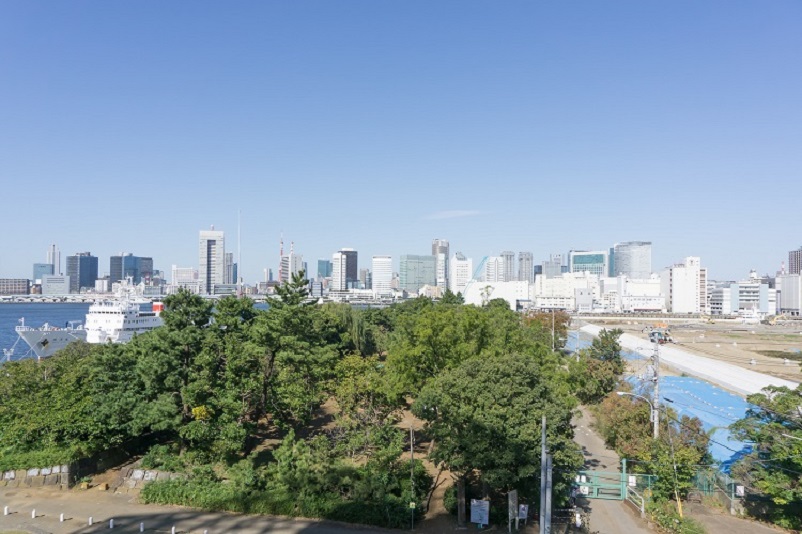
[518,503,529,520]
[470,499,490,526]
[508,490,518,532]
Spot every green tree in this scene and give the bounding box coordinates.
[413,351,581,524]
[569,328,625,404]
[730,384,802,529]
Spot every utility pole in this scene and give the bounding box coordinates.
[539,415,552,533]
[551,309,555,352]
[652,341,660,440]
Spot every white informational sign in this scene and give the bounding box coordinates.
[736,485,745,497]
[470,499,490,525]
[579,485,589,495]
[508,490,518,520]
[628,475,637,487]
[518,504,529,520]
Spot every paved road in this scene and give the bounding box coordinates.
[0,486,391,534]
[572,408,652,534]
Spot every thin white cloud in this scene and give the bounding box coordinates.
[425,210,483,220]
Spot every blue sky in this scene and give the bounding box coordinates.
[1,1,800,282]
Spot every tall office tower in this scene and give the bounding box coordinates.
[484,256,505,283]
[612,241,652,278]
[372,256,393,297]
[542,254,563,279]
[32,263,54,282]
[517,252,534,283]
[317,259,333,280]
[335,248,358,288]
[110,253,153,284]
[399,255,436,293]
[224,253,235,284]
[500,251,515,282]
[331,251,348,291]
[199,227,225,294]
[568,250,609,277]
[432,239,450,290]
[449,252,473,294]
[661,256,708,314]
[139,257,154,282]
[66,252,99,293]
[280,243,304,282]
[358,268,371,289]
[47,244,60,274]
[789,247,802,275]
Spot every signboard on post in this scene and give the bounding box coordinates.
[470,499,490,526]
[518,504,529,520]
[508,490,518,532]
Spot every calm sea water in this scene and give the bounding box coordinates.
[0,303,91,356]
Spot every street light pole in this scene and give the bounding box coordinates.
[652,341,660,441]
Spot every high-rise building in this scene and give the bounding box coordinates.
[336,248,358,288]
[110,253,154,284]
[199,227,225,294]
[484,256,505,283]
[568,250,609,278]
[542,254,563,279]
[171,265,200,294]
[331,251,348,291]
[65,252,98,293]
[317,259,333,280]
[449,252,473,294]
[399,255,436,293]
[47,244,60,275]
[661,256,708,314]
[32,263,54,283]
[500,251,515,282]
[279,242,304,283]
[517,252,533,283]
[372,256,393,297]
[432,239,450,290]
[359,268,372,290]
[612,241,652,279]
[789,246,802,275]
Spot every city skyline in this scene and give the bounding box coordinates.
[2,3,800,281]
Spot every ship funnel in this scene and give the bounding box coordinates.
[153,302,165,315]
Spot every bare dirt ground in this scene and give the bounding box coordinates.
[586,318,802,383]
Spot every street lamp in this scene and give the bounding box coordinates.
[616,391,658,439]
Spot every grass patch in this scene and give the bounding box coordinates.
[754,350,802,362]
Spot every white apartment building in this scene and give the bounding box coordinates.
[600,275,665,313]
[199,228,225,295]
[709,271,777,317]
[372,255,393,297]
[532,272,601,311]
[449,253,473,295]
[661,257,708,314]
[331,251,348,292]
[484,256,505,283]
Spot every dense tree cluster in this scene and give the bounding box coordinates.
[730,384,802,529]
[0,279,581,528]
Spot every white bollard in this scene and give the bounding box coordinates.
[3,506,8,516]
[60,513,64,522]
[89,516,94,526]
[140,522,145,532]
[31,509,36,519]
[110,518,115,529]
[171,527,176,534]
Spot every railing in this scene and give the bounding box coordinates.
[626,486,646,518]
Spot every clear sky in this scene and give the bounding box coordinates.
[1,1,800,282]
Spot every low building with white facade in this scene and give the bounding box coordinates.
[463,280,531,310]
[599,274,665,313]
[776,273,801,315]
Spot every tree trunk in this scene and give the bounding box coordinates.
[457,475,467,528]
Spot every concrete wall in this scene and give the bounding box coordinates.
[115,466,184,495]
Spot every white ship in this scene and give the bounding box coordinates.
[84,299,164,344]
[6,283,165,362]
[8,319,88,361]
